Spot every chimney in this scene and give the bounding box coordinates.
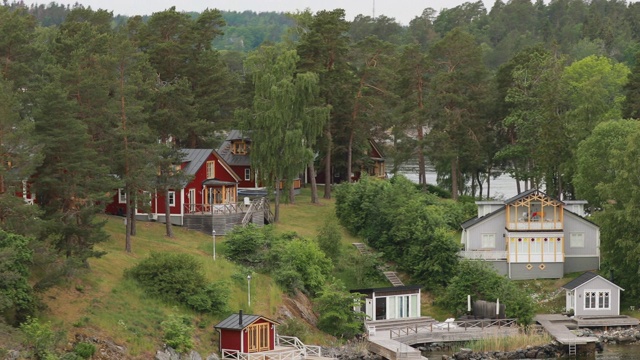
[239,310,243,326]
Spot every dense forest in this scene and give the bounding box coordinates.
[2,0,640,339]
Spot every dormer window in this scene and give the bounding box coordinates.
[232,141,248,155]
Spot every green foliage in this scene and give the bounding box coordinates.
[316,215,342,260]
[125,252,229,314]
[270,238,333,296]
[276,318,310,343]
[73,342,96,359]
[20,317,57,360]
[224,224,274,267]
[161,313,194,354]
[0,230,37,325]
[314,280,366,339]
[439,261,534,325]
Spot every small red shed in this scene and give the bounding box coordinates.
[214,311,279,354]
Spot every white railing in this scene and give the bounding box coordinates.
[389,319,518,338]
[222,349,303,360]
[277,335,322,357]
[459,251,507,260]
[183,202,244,215]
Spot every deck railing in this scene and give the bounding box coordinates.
[389,319,518,339]
[459,251,507,261]
[276,335,322,357]
[221,349,303,360]
[183,202,247,215]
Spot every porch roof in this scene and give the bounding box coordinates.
[214,313,278,330]
[202,178,237,187]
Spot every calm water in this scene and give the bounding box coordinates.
[422,344,640,359]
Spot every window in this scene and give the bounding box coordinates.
[232,141,247,155]
[481,234,496,249]
[168,191,175,207]
[570,232,585,248]
[206,161,215,179]
[118,188,126,204]
[584,290,610,309]
[244,168,251,181]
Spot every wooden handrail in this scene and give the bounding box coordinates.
[389,319,518,338]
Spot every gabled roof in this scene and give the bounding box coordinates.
[562,272,624,291]
[214,313,278,330]
[179,149,241,186]
[505,188,556,205]
[368,139,385,161]
[460,207,505,230]
[217,130,252,167]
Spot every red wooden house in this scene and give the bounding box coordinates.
[214,311,279,355]
[150,148,241,226]
[218,130,302,196]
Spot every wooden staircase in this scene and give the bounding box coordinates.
[352,243,404,287]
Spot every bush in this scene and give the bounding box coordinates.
[20,317,57,360]
[224,224,274,267]
[161,313,194,354]
[186,281,230,314]
[316,215,342,261]
[314,280,366,339]
[277,318,310,343]
[270,238,332,296]
[125,252,206,304]
[73,342,96,359]
[125,253,229,313]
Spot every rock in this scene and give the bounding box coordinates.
[442,355,449,360]
[155,350,171,360]
[525,350,537,358]
[206,353,220,360]
[5,350,20,360]
[617,336,635,343]
[187,351,202,360]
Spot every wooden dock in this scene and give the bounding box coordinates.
[367,318,518,360]
[535,314,599,345]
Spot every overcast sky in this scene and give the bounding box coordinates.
[54,0,496,26]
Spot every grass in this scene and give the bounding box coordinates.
[461,328,554,352]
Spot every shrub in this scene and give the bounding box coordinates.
[161,313,194,354]
[186,281,230,314]
[224,224,274,267]
[277,318,309,343]
[316,215,342,261]
[20,317,57,360]
[73,342,96,359]
[271,238,332,296]
[314,280,366,339]
[124,252,206,304]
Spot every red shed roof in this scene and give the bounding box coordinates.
[214,313,279,330]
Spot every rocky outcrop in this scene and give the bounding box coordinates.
[449,344,564,360]
[154,346,219,360]
[578,327,640,345]
[74,333,128,360]
[321,340,384,360]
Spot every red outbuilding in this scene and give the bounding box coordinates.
[214,311,279,354]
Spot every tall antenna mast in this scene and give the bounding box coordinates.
[373,0,376,18]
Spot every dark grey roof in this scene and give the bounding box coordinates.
[202,179,237,186]
[350,285,421,295]
[214,313,278,330]
[181,149,213,176]
[562,272,599,290]
[217,130,252,167]
[460,207,505,230]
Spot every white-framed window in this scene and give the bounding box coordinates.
[244,168,251,181]
[118,188,126,204]
[168,191,176,207]
[570,232,585,248]
[584,290,610,309]
[481,233,496,249]
[206,161,215,179]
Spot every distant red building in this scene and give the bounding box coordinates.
[214,311,279,354]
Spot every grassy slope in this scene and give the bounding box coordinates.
[38,188,376,357]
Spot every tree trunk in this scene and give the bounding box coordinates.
[486,165,492,199]
[323,126,332,199]
[347,129,354,183]
[125,188,132,253]
[309,161,319,204]
[476,171,483,200]
[274,181,280,223]
[130,206,137,236]
[451,157,459,200]
[165,189,173,237]
[289,182,295,204]
[417,126,426,187]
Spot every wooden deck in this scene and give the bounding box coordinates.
[574,315,640,328]
[367,318,518,360]
[535,314,599,345]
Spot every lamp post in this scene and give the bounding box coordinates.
[212,228,216,261]
[247,275,252,307]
